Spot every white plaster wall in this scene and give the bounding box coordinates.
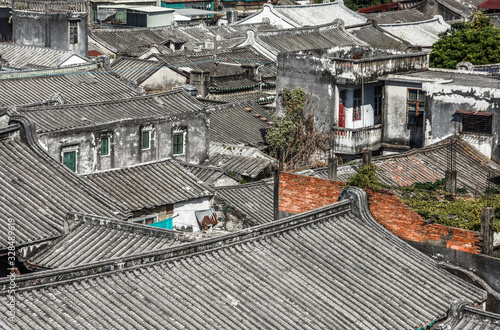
[460,134,493,158]
[173,196,212,232]
[494,232,500,247]
[235,5,294,28]
[143,67,186,90]
[61,55,89,67]
[384,83,419,145]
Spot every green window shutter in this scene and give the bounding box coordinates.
[101,137,109,155]
[142,131,150,149]
[173,133,183,155]
[63,151,76,172]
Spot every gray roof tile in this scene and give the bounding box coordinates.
[215,180,274,226]
[0,192,487,329]
[206,153,273,178]
[0,67,140,108]
[305,137,500,193]
[82,159,214,211]
[26,213,203,269]
[0,120,131,249]
[0,43,87,70]
[209,100,272,147]
[15,89,204,134]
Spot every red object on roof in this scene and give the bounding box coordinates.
[456,109,494,116]
[478,0,500,9]
[358,2,399,13]
[88,50,104,57]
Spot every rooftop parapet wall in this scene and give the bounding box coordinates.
[278,47,428,85]
[11,0,86,13]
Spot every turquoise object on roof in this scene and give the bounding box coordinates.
[149,217,173,229]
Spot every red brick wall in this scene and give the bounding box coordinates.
[279,172,482,254]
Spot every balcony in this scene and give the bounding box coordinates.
[331,124,382,155]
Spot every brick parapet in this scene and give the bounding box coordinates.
[279,172,483,254]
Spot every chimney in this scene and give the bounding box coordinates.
[241,63,258,79]
[480,207,494,256]
[362,149,372,167]
[189,70,210,97]
[445,169,457,196]
[328,156,337,181]
[273,166,280,221]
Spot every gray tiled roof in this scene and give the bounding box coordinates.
[254,24,367,57]
[346,21,410,49]
[90,23,277,56]
[0,189,487,329]
[82,159,214,211]
[0,119,131,249]
[206,153,273,178]
[26,213,203,269]
[110,57,163,85]
[379,16,450,47]
[0,43,87,70]
[179,162,229,186]
[362,8,430,24]
[15,89,204,134]
[206,89,276,104]
[209,100,272,147]
[303,137,500,193]
[151,47,275,76]
[214,180,274,226]
[0,68,140,108]
[436,300,500,329]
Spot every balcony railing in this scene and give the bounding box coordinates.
[331,124,382,155]
[332,53,428,84]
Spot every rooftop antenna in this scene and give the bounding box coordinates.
[213,36,217,76]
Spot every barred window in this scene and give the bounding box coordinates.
[407,89,425,127]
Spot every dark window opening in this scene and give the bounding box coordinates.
[142,130,150,150]
[462,113,493,135]
[69,21,78,44]
[353,89,362,121]
[407,89,425,127]
[173,133,184,155]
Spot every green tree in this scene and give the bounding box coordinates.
[266,87,328,169]
[430,12,500,69]
[343,0,391,12]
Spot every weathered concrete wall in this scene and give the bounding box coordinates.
[422,82,500,161]
[39,113,209,174]
[174,196,211,232]
[383,81,424,148]
[13,11,87,57]
[277,54,337,132]
[143,67,187,91]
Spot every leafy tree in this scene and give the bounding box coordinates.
[266,87,329,169]
[343,0,391,12]
[430,12,500,69]
[345,163,382,190]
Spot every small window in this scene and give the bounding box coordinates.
[69,21,78,44]
[407,89,425,127]
[353,89,362,121]
[62,151,77,172]
[374,86,382,122]
[101,136,109,155]
[173,133,184,155]
[461,113,493,135]
[142,130,150,150]
[133,215,157,225]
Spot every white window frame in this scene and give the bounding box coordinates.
[132,215,158,225]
